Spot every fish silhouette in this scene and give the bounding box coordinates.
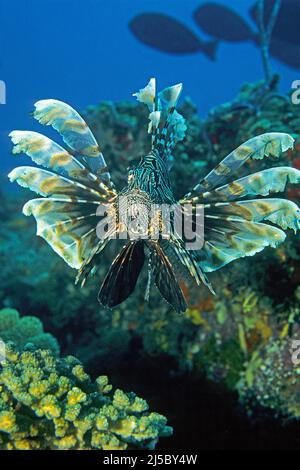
[8,79,300,312]
[193,2,254,42]
[193,1,300,69]
[269,37,300,69]
[250,0,300,46]
[129,13,218,60]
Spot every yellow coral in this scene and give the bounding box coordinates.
[37,395,61,419]
[67,387,86,405]
[0,344,172,450]
[29,380,49,398]
[0,411,16,433]
[71,365,89,382]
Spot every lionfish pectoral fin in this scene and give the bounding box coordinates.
[98,241,145,308]
[75,239,110,287]
[200,269,216,295]
[169,235,216,295]
[9,99,118,278]
[33,99,112,185]
[182,132,295,202]
[150,242,187,313]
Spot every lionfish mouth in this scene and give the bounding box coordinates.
[114,190,168,241]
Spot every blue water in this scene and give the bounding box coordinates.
[0,0,298,178]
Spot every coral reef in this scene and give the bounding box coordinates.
[0,308,59,355]
[0,343,171,450]
[83,77,300,201]
[238,333,300,419]
[2,79,300,432]
[111,280,299,421]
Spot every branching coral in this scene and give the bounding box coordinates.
[0,343,172,450]
[0,308,59,355]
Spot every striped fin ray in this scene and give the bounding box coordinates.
[9,131,115,196]
[133,78,156,111]
[169,235,215,294]
[98,241,145,308]
[33,99,112,185]
[133,79,186,163]
[8,166,110,201]
[149,241,187,313]
[206,198,300,232]
[75,239,110,287]
[198,217,286,273]
[22,198,104,269]
[155,109,187,163]
[154,84,186,160]
[183,133,295,201]
[133,78,158,144]
[76,219,122,287]
[197,167,300,203]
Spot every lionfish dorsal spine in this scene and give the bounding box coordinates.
[133,78,187,163]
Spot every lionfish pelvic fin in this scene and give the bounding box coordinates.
[98,241,145,308]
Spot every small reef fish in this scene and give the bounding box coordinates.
[8,79,300,312]
[129,13,218,59]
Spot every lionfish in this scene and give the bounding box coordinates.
[8,79,300,312]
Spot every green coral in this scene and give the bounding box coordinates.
[0,308,59,355]
[0,343,172,450]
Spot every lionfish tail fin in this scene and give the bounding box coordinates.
[133,78,187,164]
[98,241,145,308]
